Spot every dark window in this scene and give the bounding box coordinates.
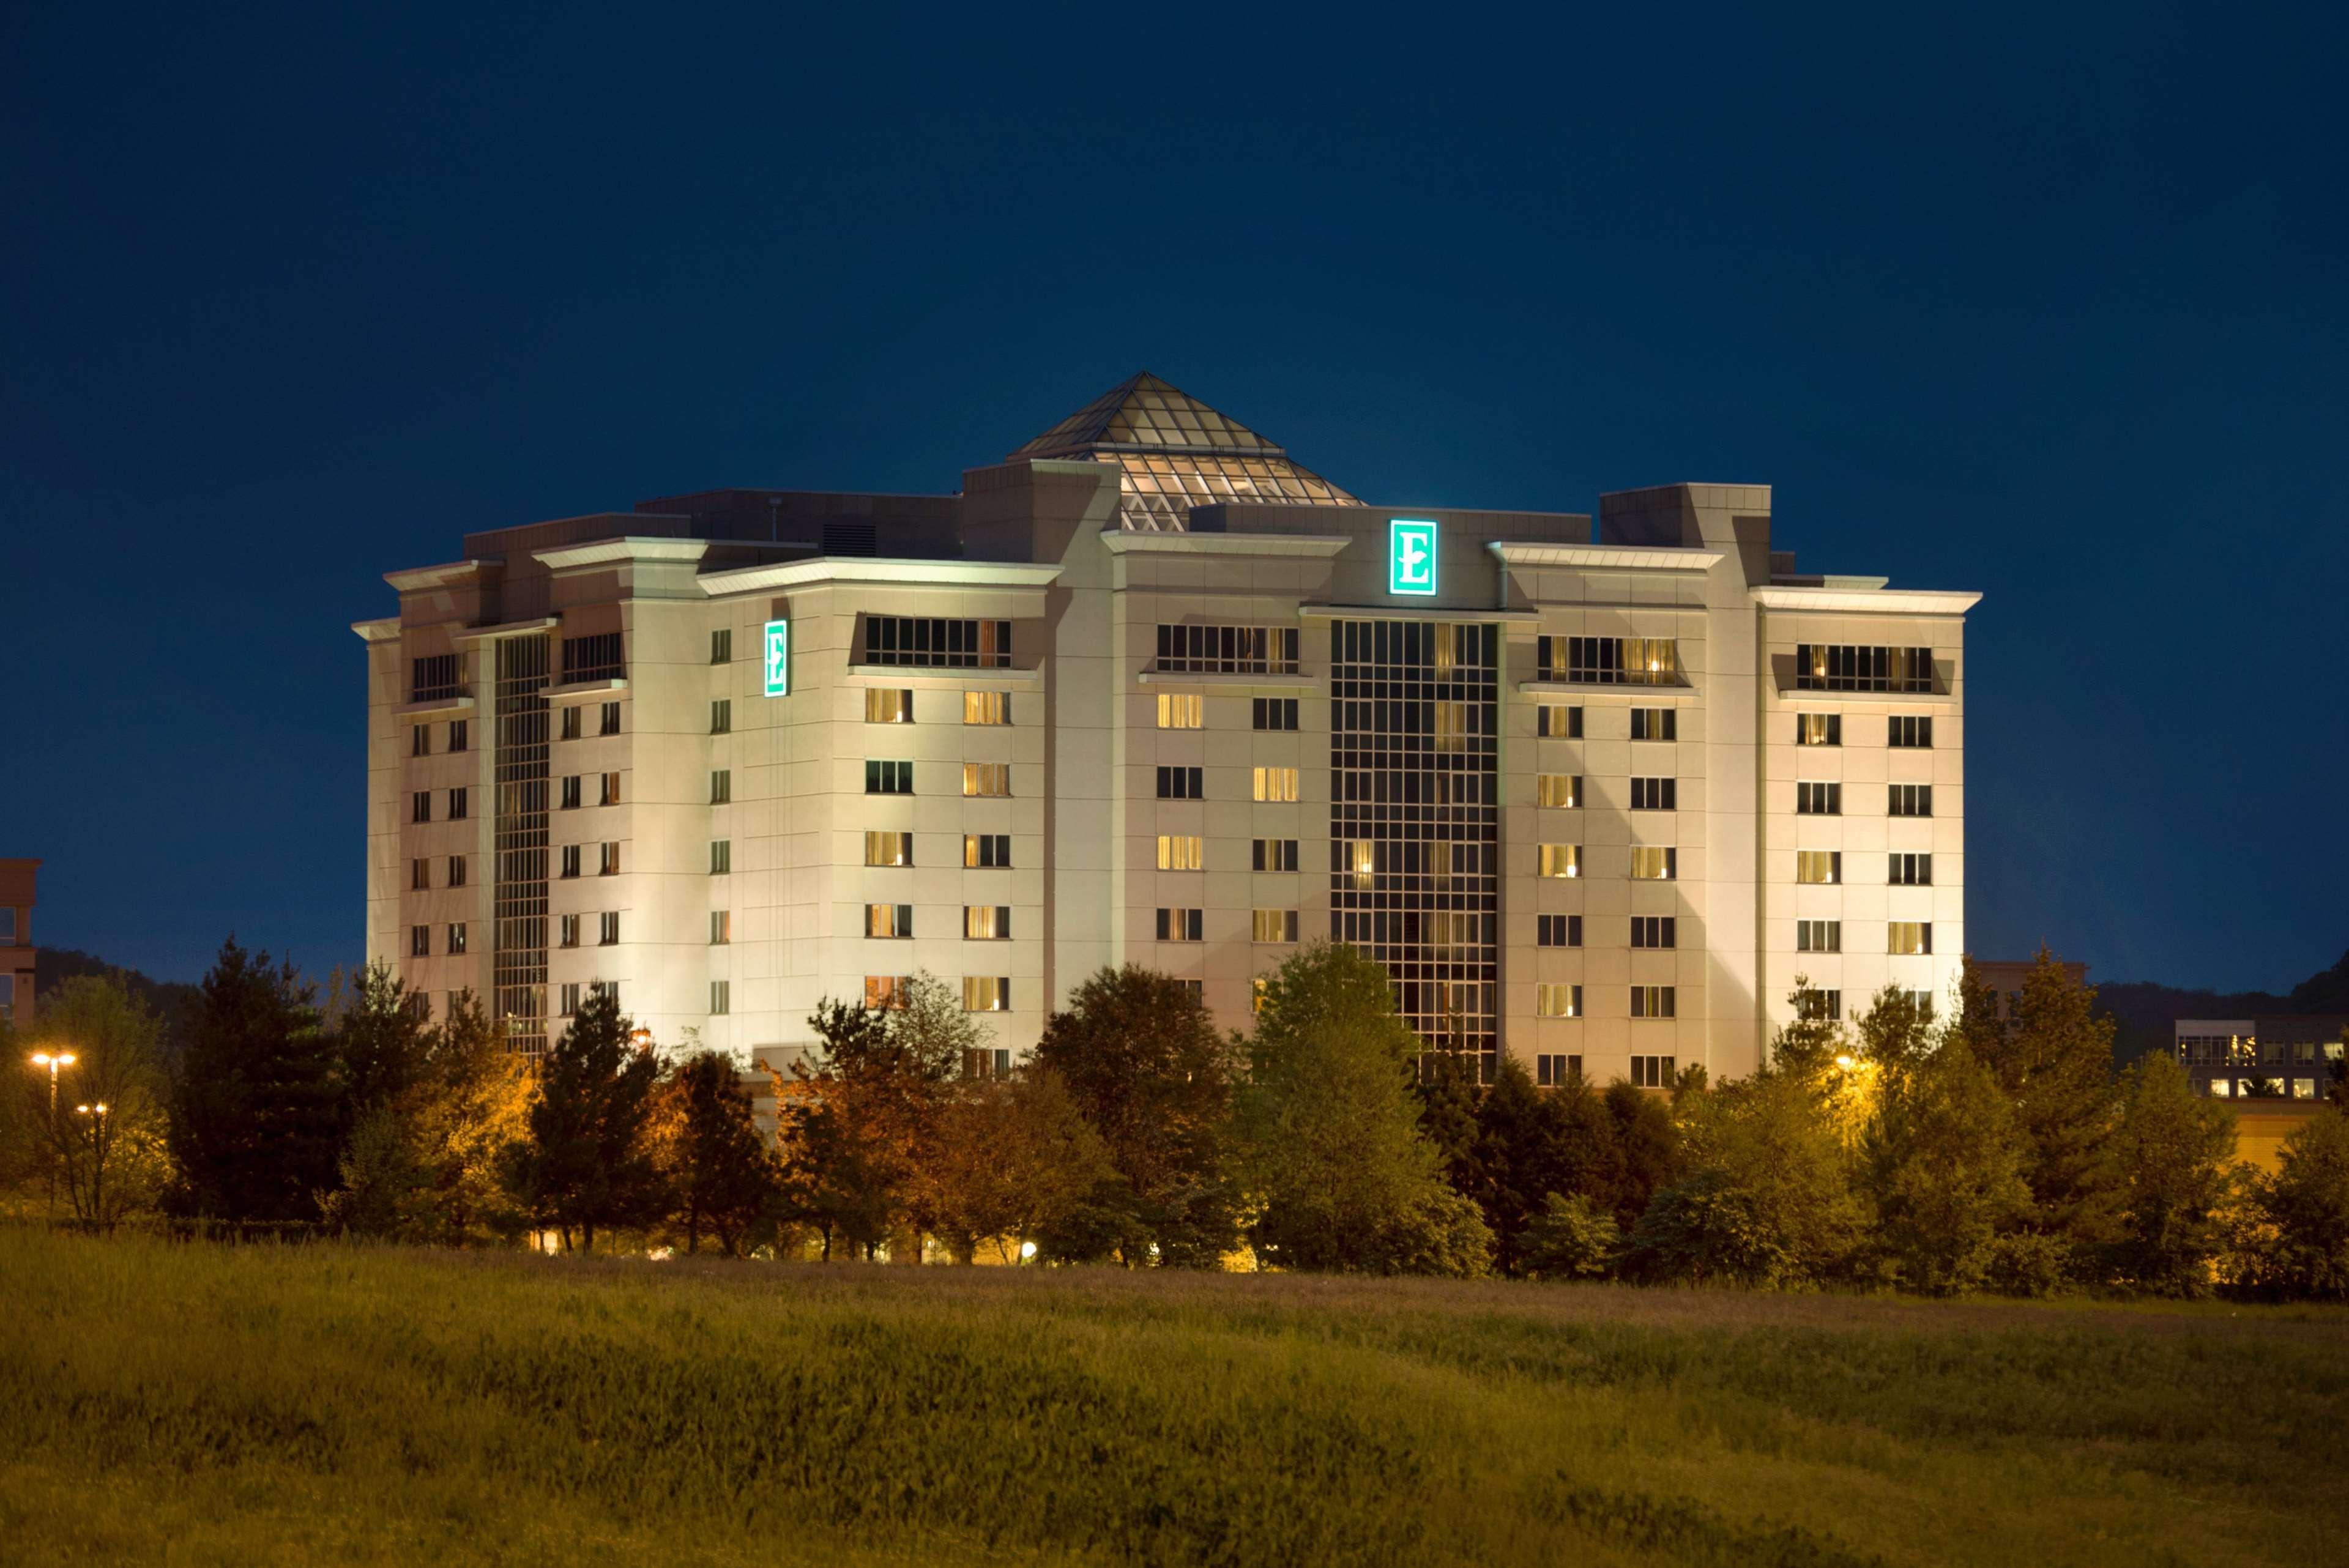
[1631,777,1677,811]
[1889,784,1934,817]
[599,912,620,946]
[1631,915,1676,949]
[1629,708,1676,741]
[560,845,580,879]
[1156,624,1300,675]
[964,834,1011,869]
[863,617,1011,668]
[1630,1054,1676,1088]
[411,791,431,824]
[1795,645,1934,693]
[711,699,731,735]
[447,923,467,956]
[1155,908,1205,942]
[559,706,582,741]
[1631,986,1675,1019]
[447,855,467,889]
[1797,989,1842,1021]
[1888,853,1933,886]
[410,654,460,702]
[1253,838,1300,871]
[710,628,733,664]
[410,725,430,757]
[1252,696,1300,731]
[1537,914,1582,948]
[1156,765,1204,800]
[409,925,429,957]
[410,858,429,891]
[1536,1053,1583,1087]
[1537,705,1584,738]
[447,787,468,821]
[710,770,731,804]
[560,776,581,810]
[1887,715,1934,748]
[560,633,625,684]
[447,719,469,752]
[598,701,621,736]
[1796,781,1842,816]
[866,759,914,795]
[1796,919,1841,953]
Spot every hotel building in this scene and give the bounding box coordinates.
[357,373,1975,1084]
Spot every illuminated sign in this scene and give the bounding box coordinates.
[763,620,790,696]
[1389,518,1438,596]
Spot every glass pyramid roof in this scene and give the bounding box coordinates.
[1011,371,1358,531]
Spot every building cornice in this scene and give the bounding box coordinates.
[1488,543,1725,573]
[351,617,403,643]
[533,537,712,573]
[698,557,1064,595]
[1298,604,1542,623]
[385,560,498,593]
[1100,532,1352,559]
[1751,587,1982,615]
[455,616,562,643]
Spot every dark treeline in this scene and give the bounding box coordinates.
[6,937,2347,1299]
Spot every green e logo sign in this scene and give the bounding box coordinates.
[763,620,790,696]
[1390,518,1438,596]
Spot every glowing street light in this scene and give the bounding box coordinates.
[1833,1054,1856,1072]
[29,1050,76,1114]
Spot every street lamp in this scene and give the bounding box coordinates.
[29,1050,76,1114]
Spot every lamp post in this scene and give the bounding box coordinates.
[73,1102,110,1229]
[29,1051,76,1218]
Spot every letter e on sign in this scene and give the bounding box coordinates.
[763,620,790,696]
[1390,519,1438,596]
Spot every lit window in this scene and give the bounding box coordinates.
[447,923,467,955]
[1252,767,1299,803]
[1252,908,1300,943]
[962,763,1010,798]
[1795,713,1841,747]
[1342,839,1376,888]
[1631,985,1675,1019]
[1536,983,1582,1018]
[1156,693,1203,729]
[1156,835,1204,871]
[1155,908,1204,942]
[865,975,911,1009]
[964,691,1010,725]
[1539,844,1582,879]
[1630,708,1675,741]
[866,688,913,723]
[865,831,913,868]
[962,976,1010,1013]
[964,905,1010,940]
[1630,846,1677,880]
[1795,645,1934,693]
[1796,920,1841,953]
[1431,700,1471,752]
[1538,774,1581,809]
[1537,914,1581,948]
[866,904,913,938]
[1889,921,1933,956]
[1537,704,1583,738]
[1797,850,1842,885]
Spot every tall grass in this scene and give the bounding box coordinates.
[1,1229,2342,1567]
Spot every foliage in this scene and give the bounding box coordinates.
[1859,1039,2028,1294]
[1412,1047,1483,1191]
[2108,1051,2238,1296]
[2236,1107,2349,1300]
[923,1068,1121,1264]
[1972,948,2122,1277]
[333,962,431,1117]
[406,992,532,1244]
[1521,1191,1620,1280]
[1032,964,1238,1266]
[1468,1062,1623,1275]
[1239,942,1490,1276]
[655,1049,775,1257]
[1601,1079,1681,1230]
[500,992,661,1251]
[168,937,342,1222]
[15,975,174,1228]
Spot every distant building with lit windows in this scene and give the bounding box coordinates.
[357,373,1976,1083]
[0,858,35,1027]
[2176,1014,2348,1101]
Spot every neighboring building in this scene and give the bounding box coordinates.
[358,373,1976,1086]
[0,859,36,1028]
[1973,957,2089,1022]
[2176,1014,2348,1101]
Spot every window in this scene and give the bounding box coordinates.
[1538,774,1582,809]
[1253,697,1299,731]
[559,983,581,1016]
[710,910,731,945]
[1537,704,1583,738]
[598,773,621,808]
[598,842,620,877]
[867,903,913,938]
[1432,700,1473,752]
[1889,784,1934,817]
[448,787,469,820]
[449,719,468,752]
[964,833,1011,869]
[709,981,730,1016]
[411,653,460,702]
[865,832,913,867]
[964,691,1010,726]
[598,912,620,946]
[1632,986,1675,1019]
[1796,782,1841,816]
[1630,846,1677,880]
[1631,916,1676,949]
[1536,983,1583,1018]
[866,760,913,795]
[709,770,732,804]
[1540,635,1680,685]
[710,628,733,664]
[1536,1053,1582,1087]
[447,923,468,956]
[561,633,625,683]
[1798,850,1843,885]
[411,791,431,824]
[1889,921,1934,956]
[1253,838,1299,871]
[965,905,1011,940]
[865,975,911,1009]
[560,776,582,810]
[447,855,467,888]
[1538,914,1582,948]
[1630,708,1676,741]
[962,976,1011,1013]
[962,763,1010,798]
[710,699,732,735]
[1796,920,1841,953]
[410,858,430,891]
[1252,767,1298,803]
[1796,989,1842,1022]
[1157,835,1204,871]
[1156,766,1204,800]
[1796,713,1841,747]
[710,839,732,875]
[1155,623,1299,675]
[409,924,430,957]
[1795,644,1934,693]
[1631,777,1677,811]
[1888,715,1934,748]
[559,914,579,949]
[1156,908,1204,942]
[1253,908,1300,943]
[1156,693,1203,729]
[866,688,913,724]
[1539,844,1582,879]
[599,702,621,737]
[559,705,582,741]
[411,725,430,757]
[865,617,1011,668]
[1630,1055,1676,1089]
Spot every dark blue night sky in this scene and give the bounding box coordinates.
[4,4,2343,990]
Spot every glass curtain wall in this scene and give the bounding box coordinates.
[493,633,551,1052]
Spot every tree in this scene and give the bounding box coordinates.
[1521,1192,1620,1280]
[1033,965,1239,1266]
[1412,1047,1483,1194]
[1601,1079,1681,1230]
[20,975,173,1230]
[1859,1040,2029,1294]
[333,962,431,1117]
[925,1068,1121,1263]
[169,937,343,1222]
[408,991,532,1245]
[1972,948,2121,1278]
[2237,1107,2349,1300]
[1238,943,1492,1277]
[501,992,662,1252]
[656,1049,775,1257]
[1467,1062,1623,1276]
[771,1075,895,1261]
[2106,1051,2236,1296]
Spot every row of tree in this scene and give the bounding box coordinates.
[7,937,2348,1299]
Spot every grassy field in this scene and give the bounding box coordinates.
[1,1232,2343,1567]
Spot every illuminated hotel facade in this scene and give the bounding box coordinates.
[358,374,1976,1083]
